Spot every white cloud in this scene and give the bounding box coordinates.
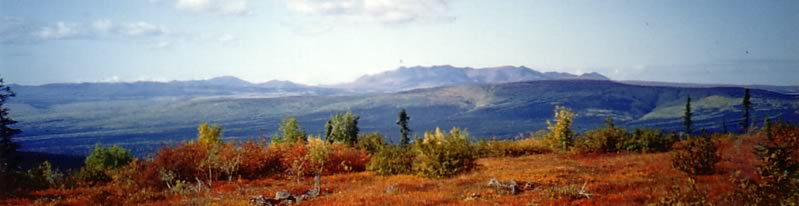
[33,21,82,40]
[154,41,172,49]
[173,0,250,16]
[287,0,455,24]
[124,21,167,36]
[176,0,210,11]
[217,33,237,43]
[92,19,113,33]
[1,17,35,43]
[1,18,171,44]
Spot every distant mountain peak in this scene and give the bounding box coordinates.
[259,79,309,89]
[209,75,242,81]
[187,76,252,87]
[337,65,610,92]
[578,72,610,80]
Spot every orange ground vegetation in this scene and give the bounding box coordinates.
[0,134,780,205]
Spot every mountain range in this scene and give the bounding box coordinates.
[332,65,609,92]
[6,65,799,156]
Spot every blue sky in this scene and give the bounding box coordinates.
[1,0,797,85]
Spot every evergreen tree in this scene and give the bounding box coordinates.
[734,118,799,204]
[0,77,21,191]
[325,112,360,146]
[605,117,616,129]
[274,116,306,144]
[683,97,693,136]
[396,108,411,147]
[324,119,333,143]
[741,88,752,133]
[722,117,729,134]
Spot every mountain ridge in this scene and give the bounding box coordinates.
[332,65,610,92]
[10,65,798,95]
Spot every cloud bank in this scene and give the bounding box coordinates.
[165,0,251,16]
[0,18,171,45]
[287,0,455,24]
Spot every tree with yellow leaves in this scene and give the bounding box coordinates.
[197,122,222,147]
[546,106,575,151]
[196,122,222,186]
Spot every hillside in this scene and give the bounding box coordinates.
[9,76,343,107]
[8,80,798,156]
[622,80,799,95]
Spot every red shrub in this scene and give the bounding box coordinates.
[771,122,799,156]
[270,142,370,177]
[137,143,208,188]
[271,142,310,177]
[325,144,370,174]
[238,140,283,179]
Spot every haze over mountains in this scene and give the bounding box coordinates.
[332,65,609,92]
[11,65,610,101]
[6,65,799,156]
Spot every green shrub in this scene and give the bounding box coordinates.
[25,161,64,189]
[575,127,628,153]
[79,144,134,183]
[367,146,414,176]
[672,136,719,175]
[412,128,476,178]
[621,128,676,153]
[357,132,386,155]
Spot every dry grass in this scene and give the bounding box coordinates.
[164,153,689,206]
[3,135,773,206]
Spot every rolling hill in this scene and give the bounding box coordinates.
[7,79,798,156]
[8,76,344,107]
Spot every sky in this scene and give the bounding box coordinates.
[0,0,797,86]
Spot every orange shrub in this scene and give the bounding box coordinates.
[270,140,370,177]
[672,136,719,175]
[238,140,283,179]
[139,143,208,188]
[770,122,799,157]
[271,142,311,178]
[324,144,370,174]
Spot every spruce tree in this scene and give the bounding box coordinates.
[738,118,799,204]
[605,117,615,129]
[741,88,752,133]
[722,117,729,134]
[683,97,693,136]
[324,119,333,143]
[0,77,21,191]
[396,108,411,147]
